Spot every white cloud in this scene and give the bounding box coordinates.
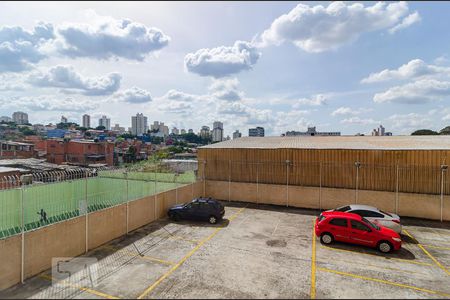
[387,113,433,133]
[0,96,98,112]
[113,87,152,103]
[340,117,379,125]
[27,65,121,95]
[331,106,373,116]
[373,79,450,104]
[56,14,170,61]
[293,94,327,107]
[388,11,421,34]
[361,59,450,83]
[0,22,54,72]
[162,89,198,102]
[208,78,243,101]
[260,1,419,53]
[184,40,260,78]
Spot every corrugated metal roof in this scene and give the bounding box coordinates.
[199,136,450,150]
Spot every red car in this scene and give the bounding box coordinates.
[315,211,402,253]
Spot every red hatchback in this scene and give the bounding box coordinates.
[315,211,402,253]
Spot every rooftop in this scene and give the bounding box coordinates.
[200,136,450,150]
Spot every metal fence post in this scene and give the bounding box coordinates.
[175,174,179,204]
[154,169,157,220]
[355,162,361,204]
[125,171,129,235]
[21,186,25,284]
[203,160,206,197]
[256,162,259,205]
[319,162,322,210]
[85,170,89,253]
[228,160,231,202]
[441,165,447,222]
[395,165,399,215]
[286,160,290,207]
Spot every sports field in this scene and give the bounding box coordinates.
[0,171,196,238]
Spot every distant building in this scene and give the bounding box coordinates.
[131,113,148,136]
[0,141,35,159]
[0,116,12,122]
[372,125,391,136]
[151,121,169,136]
[181,129,186,135]
[172,127,180,135]
[285,126,340,136]
[61,116,68,123]
[112,124,126,134]
[82,114,91,128]
[249,127,265,137]
[212,121,224,142]
[46,139,114,166]
[98,115,111,130]
[200,126,211,139]
[12,111,28,125]
[233,130,242,139]
[47,129,67,138]
[188,129,194,134]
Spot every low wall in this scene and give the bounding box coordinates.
[205,180,450,221]
[0,181,202,291]
[0,235,21,290]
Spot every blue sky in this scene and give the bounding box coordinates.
[1,1,450,136]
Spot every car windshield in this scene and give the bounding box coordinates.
[362,217,380,230]
[335,205,351,212]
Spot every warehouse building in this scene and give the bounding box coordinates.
[198,136,450,221]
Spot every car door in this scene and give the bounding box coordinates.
[327,218,350,242]
[183,202,200,220]
[349,220,377,247]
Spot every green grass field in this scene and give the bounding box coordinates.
[0,172,196,238]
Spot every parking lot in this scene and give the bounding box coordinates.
[1,202,449,299]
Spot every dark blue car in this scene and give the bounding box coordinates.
[168,197,225,224]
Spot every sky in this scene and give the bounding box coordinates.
[1,1,450,137]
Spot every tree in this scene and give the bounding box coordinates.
[96,125,106,130]
[411,129,439,135]
[439,126,450,135]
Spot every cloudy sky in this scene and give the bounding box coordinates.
[1,1,450,136]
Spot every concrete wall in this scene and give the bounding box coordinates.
[25,216,86,279]
[0,235,21,290]
[0,182,202,291]
[206,180,450,221]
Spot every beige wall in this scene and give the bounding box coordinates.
[0,235,21,290]
[0,182,203,291]
[129,196,156,232]
[88,204,127,250]
[205,180,450,221]
[25,216,85,279]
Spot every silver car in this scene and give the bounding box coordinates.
[329,204,402,234]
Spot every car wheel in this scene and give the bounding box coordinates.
[320,233,334,245]
[377,241,392,253]
[208,215,218,224]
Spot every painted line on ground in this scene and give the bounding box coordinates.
[136,206,247,299]
[318,267,450,297]
[310,220,316,299]
[40,274,119,299]
[403,229,450,276]
[318,258,427,276]
[422,244,450,251]
[319,245,433,266]
[102,245,175,266]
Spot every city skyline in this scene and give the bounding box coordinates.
[1,2,450,136]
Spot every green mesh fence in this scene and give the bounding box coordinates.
[0,171,196,239]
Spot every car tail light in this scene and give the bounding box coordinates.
[392,219,400,224]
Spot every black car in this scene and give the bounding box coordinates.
[167,197,225,224]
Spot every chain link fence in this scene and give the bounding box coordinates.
[199,159,449,220]
[0,161,198,239]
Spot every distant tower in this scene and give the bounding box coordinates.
[82,114,91,128]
